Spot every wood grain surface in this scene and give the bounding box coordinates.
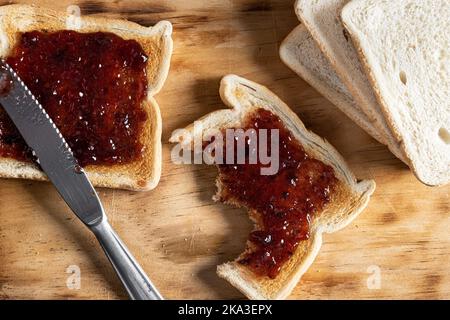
[0,0,449,300]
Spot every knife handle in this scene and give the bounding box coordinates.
[90,219,163,300]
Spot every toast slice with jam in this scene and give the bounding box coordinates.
[170,75,375,299]
[0,4,173,190]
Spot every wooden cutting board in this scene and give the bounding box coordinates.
[0,0,448,300]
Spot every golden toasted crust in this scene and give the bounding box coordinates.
[170,75,375,299]
[0,4,173,191]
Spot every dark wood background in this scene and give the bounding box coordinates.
[0,0,449,299]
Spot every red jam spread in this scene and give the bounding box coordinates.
[217,108,338,279]
[0,30,149,166]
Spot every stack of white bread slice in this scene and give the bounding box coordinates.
[280,0,449,186]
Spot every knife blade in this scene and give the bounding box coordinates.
[0,60,162,300]
[0,62,103,226]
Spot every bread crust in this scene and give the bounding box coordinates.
[170,75,375,299]
[0,4,173,191]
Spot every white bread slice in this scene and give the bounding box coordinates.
[280,24,385,145]
[294,0,405,162]
[0,4,173,190]
[341,0,450,186]
[170,75,376,299]
[280,25,408,162]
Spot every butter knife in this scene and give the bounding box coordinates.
[0,60,163,300]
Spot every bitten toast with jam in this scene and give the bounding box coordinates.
[0,4,173,190]
[170,75,376,299]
